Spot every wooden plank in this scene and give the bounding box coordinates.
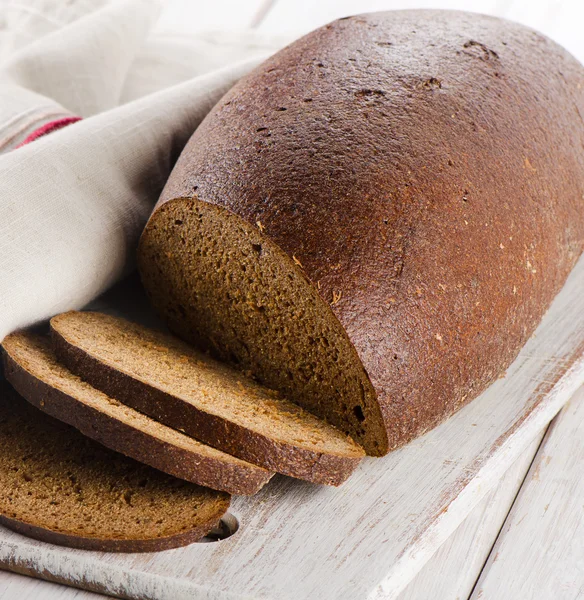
[0,432,544,600]
[0,570,102,599]
[398,432,544,600]
[0,431,541,600]
[2,241,584,600]
[472,386,584,599]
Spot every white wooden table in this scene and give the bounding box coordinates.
[2,0,584,598]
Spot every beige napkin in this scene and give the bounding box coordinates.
[0,0,291,340]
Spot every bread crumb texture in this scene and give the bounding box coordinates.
[2,332,272,496]
[51,312,364,485]
[0,382,229,551]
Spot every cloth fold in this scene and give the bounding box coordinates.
[0,0,292,341]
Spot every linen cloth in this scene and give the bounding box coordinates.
[0,0,290,340]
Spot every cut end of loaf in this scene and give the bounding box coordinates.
[138,197,388,456]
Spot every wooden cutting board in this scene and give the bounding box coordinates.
[2,251,584,600]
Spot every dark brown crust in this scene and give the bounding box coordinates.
[0,512,221,553]
[2,345,272,496]
[50,325,362,486]
[150,10,584,451]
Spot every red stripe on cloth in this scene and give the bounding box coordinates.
[16,116,82,148]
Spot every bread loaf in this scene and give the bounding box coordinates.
[138,10,584,455]
[51,311,364,485]
[3,331,272,495]
[0,382,229,552]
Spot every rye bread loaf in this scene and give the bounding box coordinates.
[138,10,584,455]
[2,331,272,495]
[50,311,365,485]
[0,381,229,552]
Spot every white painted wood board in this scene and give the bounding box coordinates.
[398,431,544,600]
[472,386,584,599]
[3,241,584,600]
[0,429,546,600]
[0,430,543,600]
[0,570,101,599]
[0,432,552,600]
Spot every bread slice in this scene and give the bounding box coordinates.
[50,311,365,485]
[2,332,272,496]
[138,11,584,455]
[0,381,230,552]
